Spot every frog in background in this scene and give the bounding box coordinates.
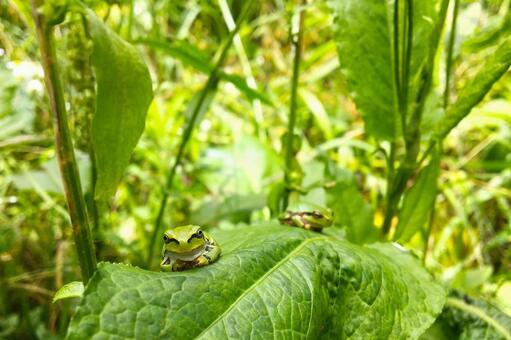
[279,202,333,232]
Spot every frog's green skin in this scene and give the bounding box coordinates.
[278,203,333,231]
[160,225,220,272]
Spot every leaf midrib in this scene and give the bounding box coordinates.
[195,235,325,338]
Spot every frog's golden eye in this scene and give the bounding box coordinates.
[197,230,203,238]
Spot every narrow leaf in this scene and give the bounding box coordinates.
[394,148,440,242]
[67,225,445,339]
[435,37,511,140]
[220,73,272,105]
[86,9,153,199]
[135,40,272,106]
[135,39,213,73]
[329,0,437,140]
[52,281,84,303]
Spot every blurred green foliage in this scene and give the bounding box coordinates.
[0,0,510,338]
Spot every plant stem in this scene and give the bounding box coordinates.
[400,0,413,134]
[393,0,401,115]
[444,0,460,108]
[382,0,450,236]
[31,1,97,283]
[383,0,414,236]
[282,2,305,209]
[146,1,254,268]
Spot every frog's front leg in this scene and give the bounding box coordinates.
[160,258,177,272]
[194,242,221,267]
[291,215,309,230]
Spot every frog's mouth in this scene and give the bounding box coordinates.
[161,244,206,265]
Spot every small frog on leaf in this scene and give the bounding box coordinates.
[160,225,220,272]
[279,202,333,232]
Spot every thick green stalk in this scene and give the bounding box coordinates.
[382,0,450,236]
[282,3,305,209]
[400,0,413,134]
[31,1,97,283]
[146,1,254,268]
[444,0,460,108]
[383,0,414,235]
[393,0,401,114]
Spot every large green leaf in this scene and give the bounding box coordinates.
[330,0,437,140]
[435,37,511,140]
[394,148,441,242]
[86,9,153,199]
[67,225,445,339]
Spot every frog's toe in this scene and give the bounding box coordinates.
[195,256,210,266]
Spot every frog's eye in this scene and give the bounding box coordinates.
[187,230,204,243]
[312,211,322,218]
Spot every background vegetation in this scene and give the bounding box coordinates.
[1,0,510,338]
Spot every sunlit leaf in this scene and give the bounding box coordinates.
[67,226,445,339]
[53,281,84,303]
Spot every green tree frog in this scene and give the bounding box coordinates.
[279,203,333,232]
[160,225,221,272]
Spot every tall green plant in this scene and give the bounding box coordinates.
[331,0,511,242]
[282,3,305,209]
[30,0,153,282]
[30,0,97,283]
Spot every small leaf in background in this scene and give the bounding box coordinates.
[329,0,437,140]
[52,281,84,303]
[86,9,153,200]
[67,226,445,339]
[435,36,511,140]
[327,168,378,244]
[394,148,441,242]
